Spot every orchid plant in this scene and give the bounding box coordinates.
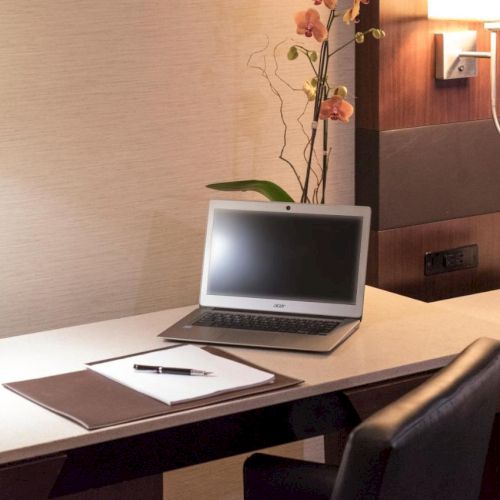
[207,0,384,204]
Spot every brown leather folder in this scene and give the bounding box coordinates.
[3,346,302,430]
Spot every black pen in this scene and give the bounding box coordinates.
[133,364,212,376]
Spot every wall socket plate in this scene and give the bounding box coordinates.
[424,244,478,276]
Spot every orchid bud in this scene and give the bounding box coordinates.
[355,32,365,44]
[303,79,317,101]
[371,28,385,39]
[334,85,348,98]
[288,46,299,60]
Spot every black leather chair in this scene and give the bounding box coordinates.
[244,337,500,500]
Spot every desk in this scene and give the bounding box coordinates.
[435,289,500,324]
[1,287,499,498]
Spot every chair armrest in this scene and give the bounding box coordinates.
[243,453,338,500]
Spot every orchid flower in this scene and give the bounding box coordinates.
[319,96,354,123]
[207,0,384,204]
[295,9,328,42]
[343,0,370,24]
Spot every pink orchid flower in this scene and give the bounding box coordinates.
[343,0,370,24]
[295,9,328,43]
[319,96,354,123]
[313,0,338,9]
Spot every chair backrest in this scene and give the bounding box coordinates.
[331,337,500,500]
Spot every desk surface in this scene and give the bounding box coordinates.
[435,289,500,324]
[1,286,499,466]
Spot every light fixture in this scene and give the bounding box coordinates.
[428,0,500,134]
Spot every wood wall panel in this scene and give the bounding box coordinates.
[355,0,380,131]
[356,0,500,301]
[357,0,499,130]
[367,212,500,302]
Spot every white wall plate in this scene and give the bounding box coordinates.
[435,31,478,80]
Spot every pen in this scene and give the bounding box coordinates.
[133,364,212,376]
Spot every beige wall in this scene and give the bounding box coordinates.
[0,1,354,338]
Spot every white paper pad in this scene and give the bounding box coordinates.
[88,345,275,405]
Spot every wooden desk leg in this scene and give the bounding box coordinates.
[52,474,163,499]
[480,414,500,500]
[323,429,351,467]
[0,455,66,500]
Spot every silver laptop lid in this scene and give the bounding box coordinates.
[199,200,371,319]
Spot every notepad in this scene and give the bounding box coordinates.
[87,344,275,405]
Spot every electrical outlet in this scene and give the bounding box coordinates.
[424,244,478,276]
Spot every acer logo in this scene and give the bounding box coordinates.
[273,303,286,309]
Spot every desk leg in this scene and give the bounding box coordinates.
[480,414,500,500]
[0,455,162,500]
[323,429,351,467]
[0,455,66,500]
[52,474,163,499]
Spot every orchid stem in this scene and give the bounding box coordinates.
[301,9,336,203]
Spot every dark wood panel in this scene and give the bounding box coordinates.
[355,128,380,228]
[367,212,500,302]
[355,0,380,130]
[356,0,498,130]
[356,121,500,230]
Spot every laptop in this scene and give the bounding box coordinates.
[159,200,371,352]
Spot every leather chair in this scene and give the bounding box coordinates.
[244,337,500,500]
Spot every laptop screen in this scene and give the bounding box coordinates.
[200,200,371,319]
[207,210,362,304]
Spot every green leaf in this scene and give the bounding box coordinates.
[206,180,294,202]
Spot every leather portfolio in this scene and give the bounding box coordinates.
[3,346,302,430]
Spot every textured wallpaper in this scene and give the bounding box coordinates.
[0,0,354,337]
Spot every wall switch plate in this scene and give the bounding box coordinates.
[424,244,478,276]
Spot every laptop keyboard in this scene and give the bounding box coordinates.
[193,312,340,336]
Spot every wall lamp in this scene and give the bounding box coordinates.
[428,0,500,134]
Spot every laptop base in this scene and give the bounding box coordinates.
[159,308,360,353]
